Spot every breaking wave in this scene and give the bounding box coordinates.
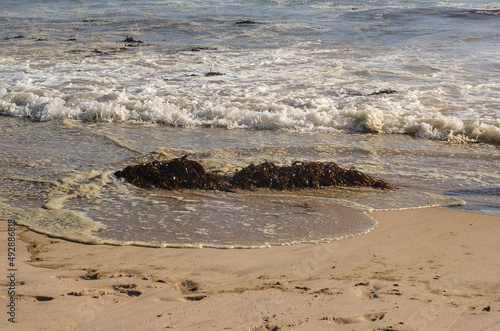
[1,86,499,144]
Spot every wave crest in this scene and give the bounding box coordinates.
[1,87,499,144]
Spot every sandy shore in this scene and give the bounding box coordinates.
[1,207,499,330]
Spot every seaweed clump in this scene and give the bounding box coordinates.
[114,156,393,191]
[368,88,396,96]
[230,161,392,190]
[234,20,256,25]
[114,155,233,192]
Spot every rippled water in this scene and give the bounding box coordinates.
[1,0,499,247]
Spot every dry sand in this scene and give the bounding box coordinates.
[1,207,499,330]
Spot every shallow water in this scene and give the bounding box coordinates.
[0,117,486,247]
[1,0,499,247]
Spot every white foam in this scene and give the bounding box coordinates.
[15,207,107,245]
[1,42,498,144]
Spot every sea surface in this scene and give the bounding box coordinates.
[1,0,499,248]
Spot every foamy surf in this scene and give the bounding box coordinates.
[1,70,499,144]
[1,0,499,248]
[10,169,465,248]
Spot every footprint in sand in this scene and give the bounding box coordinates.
[66,284,142,298]
[184,295,207,301]
[323,312,386,325]
[155,295,207,302]
[15,294,54,302]
[112,284,142,297]
[34,295,54,301]
[353,281,381,300]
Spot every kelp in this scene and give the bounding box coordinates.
[114,155,393,191]
[230,160,392,190]
[234,20,256,25]
[368,88,396,96]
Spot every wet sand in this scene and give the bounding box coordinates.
[1,207,499,330]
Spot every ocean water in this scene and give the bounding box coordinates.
[1,0,499,248]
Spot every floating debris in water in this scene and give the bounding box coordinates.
[190,46,218,52]
[114,156,393,191]
[204,71,225,77]
[92,47,128,55]
[5,35,25,40]
[234,20,256,25]
[368,88,397,96]
[123,36,144,43]
[345,88,397,97]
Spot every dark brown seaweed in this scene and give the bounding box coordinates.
[234,20,256,25]
[114,156,393,191]
[368,88,397,96]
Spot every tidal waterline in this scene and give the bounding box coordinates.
[1,0,499,247]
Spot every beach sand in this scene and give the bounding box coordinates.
[1,207,499,330]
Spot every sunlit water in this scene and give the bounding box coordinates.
[1,0,499,247]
